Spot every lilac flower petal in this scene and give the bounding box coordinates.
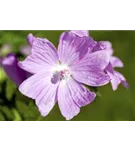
[58,32,95,65]
[58,79,80,120]
[19,71,58,116]
[71,50,110,86]
[109,71,128,91]
[27,33,36,46]
[1,54,27,86]
[114,71,129,88]
[70,30,97,53]
[103,41,112,48]
[92,41,106,52]
[72,69,110,87]
[18,55,50,74]
[122,80,129,89]
[102,41,114,55]
[105,62,114,75]
[92,41,113,55]
[111,56,124,68]
[32,38,59,64]
[72,50,110,71]
[70,30,89,37]
[110,73,121,91]
[19,38,59,74]
[66,78,96,107]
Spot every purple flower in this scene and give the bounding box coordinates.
[0,53,31,86]
[72,30,128,91]
[105,57,129,90]
[71,31,113,54]
[92,41,128,90]
[18,32,110,120]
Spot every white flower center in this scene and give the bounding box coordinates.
[51,63,71,84]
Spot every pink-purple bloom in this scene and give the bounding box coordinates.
[74,30,128,91]
[18,32,111,120]
[100,43,128,90]
[0,53,31,86]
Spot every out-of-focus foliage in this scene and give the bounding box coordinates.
[0,31,135,121]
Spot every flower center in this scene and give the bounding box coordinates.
[51,63,71,84]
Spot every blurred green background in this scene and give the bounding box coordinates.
[0,31,135,121]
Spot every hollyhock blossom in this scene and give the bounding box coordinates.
[0,53,31,86]
[18,32,110,120]
[72,30,128,91]
[105,57,129,90]
[96,43,128,90]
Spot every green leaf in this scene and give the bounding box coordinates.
[26,101,41,121]
[0,106,14,121]
[0,68,7,84]
[6,79,17,101]
[12,109,22,121]
[0,112,5,121]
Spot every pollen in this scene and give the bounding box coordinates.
[51,63,71,84]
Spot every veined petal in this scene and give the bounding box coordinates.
[19,37,59,74]
[111,56,124,68]
[71,50,110,86]
[67,78,96,107]
[92,41,113,55]
[110,73,121,91]
[102,41,114,55]
[19,71,58,117]
[58,77,96,120]
[32,38,58,64]
[27,33,36,46]
[72,69,110,87]
[58,31,95,65]
[107,70,128,90]
[58,79,80,120]
[112,71,129,90]
[70,30,89,37]
[72,50,110,71]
